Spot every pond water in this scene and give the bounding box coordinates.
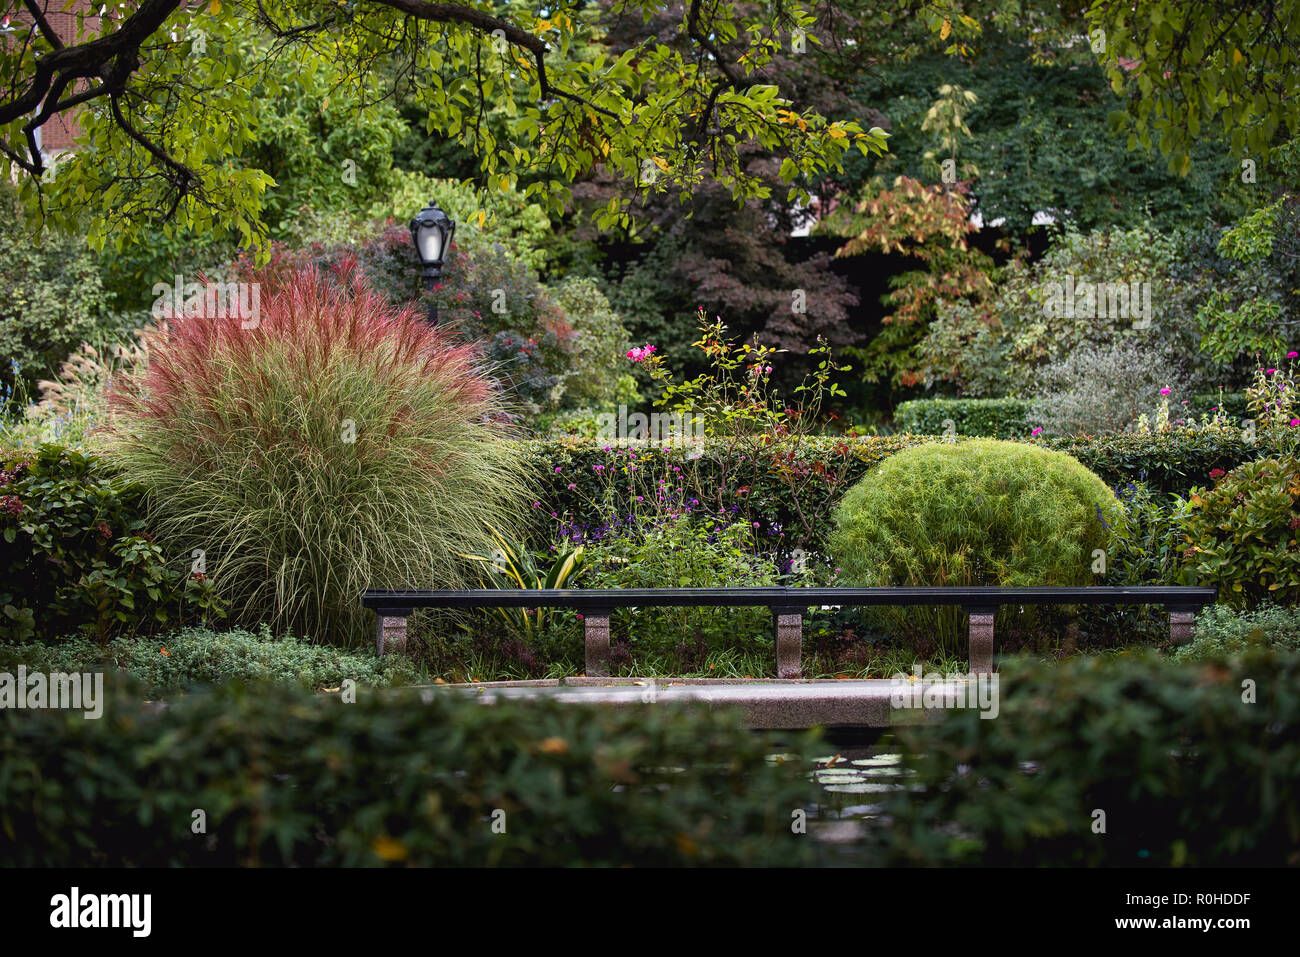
[762,730,909,864]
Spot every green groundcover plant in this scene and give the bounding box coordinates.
[101,263,531,647]
[1173,604,1300,661]
[0,625,421,697]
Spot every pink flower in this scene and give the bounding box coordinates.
[1159,387,1172,396]
[532,501,541,508]
[1289,351,1298,358]
[554,466,562,473]
[567,483,576,490]
[626,344,658,363]
[1267,369,1277,376]
[1291,419,1300,427]
[1031,427,1043,436]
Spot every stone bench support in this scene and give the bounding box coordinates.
[376,612,411,656]
[583,608,612,677]
[966,608,996,675]
[1169,610,1197,646]
[772,606,804,679]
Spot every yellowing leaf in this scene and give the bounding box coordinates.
[939,18,951,40]
[539,737,569,754]
[210,0,221,12]
[371,835,408,861]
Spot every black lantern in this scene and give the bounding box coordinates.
[409,201,456,323]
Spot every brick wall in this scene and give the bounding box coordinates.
[4,0,103,154]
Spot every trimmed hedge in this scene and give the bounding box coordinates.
[876,650,1300,866]
[0,680,819,866]
[525,428,1286,554]
[894,394,1251,440]
[893,397,1034,439]
[1042,429,1277,494]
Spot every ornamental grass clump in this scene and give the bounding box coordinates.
[829,439,1121,654]
[102,263,530,647]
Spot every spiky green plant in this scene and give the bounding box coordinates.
[101,262,531,646]
[457,529,585,639]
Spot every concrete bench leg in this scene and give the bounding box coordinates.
[1169,610,1197,646]
[967,609,995,675]
[376,615,409,656]
[584,609,611,677]
[773,607,803,679]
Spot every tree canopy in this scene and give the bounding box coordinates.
[0,0,887,252]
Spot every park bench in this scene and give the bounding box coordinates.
[361,585,1216,677]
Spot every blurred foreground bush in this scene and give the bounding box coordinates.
[0,680,817,866]
[877,650,1300,866]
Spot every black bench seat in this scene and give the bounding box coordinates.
[361,585,1216,677]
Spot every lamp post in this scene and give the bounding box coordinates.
[409,200,456,324]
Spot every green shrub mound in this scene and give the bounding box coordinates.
[0,681,817,867]
[875,651,1300,866]
[828,439,1120,653]
[0,625,420,697]
[1176,456,1300,608]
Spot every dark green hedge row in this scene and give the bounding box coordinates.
[892,394,1250,439]
[523,428,1285,553]
[893,397,1034,438]
[877,649,1300,866]
[0,680,818,866]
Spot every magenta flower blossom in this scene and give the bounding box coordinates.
[1289,351,1299,358]
[1267,369,1278,376]
[1159,387,1172,395]
[1291,419,1300,427]
[626,344,657,362]
[1031,427,1043,436]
